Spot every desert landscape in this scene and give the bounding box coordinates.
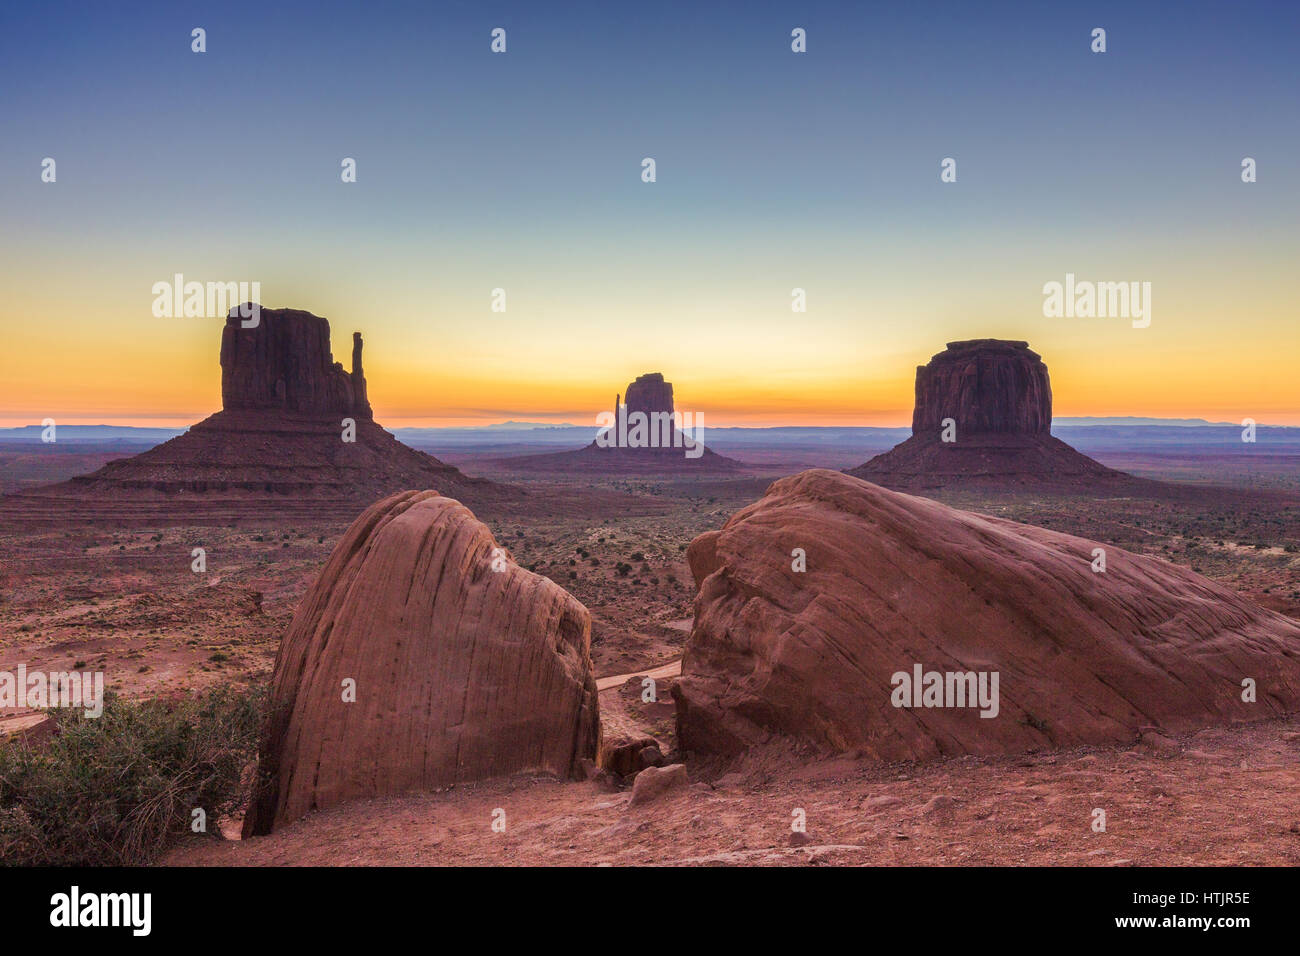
[2,313,1297,868]
[2,9,1297,943]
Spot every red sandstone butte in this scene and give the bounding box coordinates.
[851,339,1124,487]
[507,372,743,474]
[44,306,507,507]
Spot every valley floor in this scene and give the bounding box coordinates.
[166,715,1300,866]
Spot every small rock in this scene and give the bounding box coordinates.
[789,830,811,847]
[922,794,957,817]
[861,794,903,811]
[635,743,664,771]
[1138,729,1179,755]
[628,763,688,807]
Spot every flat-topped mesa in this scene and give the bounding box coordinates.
[849,338,1127,488]
[220,304,372,419]
[912,339,1050,436]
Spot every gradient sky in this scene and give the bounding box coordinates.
[1,0,1297,427]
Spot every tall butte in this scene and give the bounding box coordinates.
[849,339,1125,488]
[59,305,508,509]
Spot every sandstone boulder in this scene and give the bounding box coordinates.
[674,469,1300,762]
[628,763,688,807]
[243,490,598,835]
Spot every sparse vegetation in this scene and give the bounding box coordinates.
[0,684,265,865]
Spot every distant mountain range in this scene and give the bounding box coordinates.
[1,418,1296,452]
[0,425,187,444]
[1053,417,1232,427]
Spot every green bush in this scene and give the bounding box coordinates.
[0,683,264,866]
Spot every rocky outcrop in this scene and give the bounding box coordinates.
[243,490,599,835]
[52,305,509,508]
[622,372,675,422]
[220,307,372,418]
[912,340,1050,435]
[851,339,1124,488]
[674,469,1300,762]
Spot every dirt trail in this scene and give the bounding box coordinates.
[596,658,682,692]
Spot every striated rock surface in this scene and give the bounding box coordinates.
[851,339,1124,488]
[244,490,598,835]
[675,469,1300,762]
[912,340,1050,435]
[622,372,675,421]
[220,307,372,418]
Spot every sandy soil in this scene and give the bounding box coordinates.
[166,715,1300,866]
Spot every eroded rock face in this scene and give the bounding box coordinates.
[674,469,1300,762]
[623,372,675,420]
[243,490,598,835]
[912,339,1050,435]
[851,339,1121,487]
[57,304,511,508]
[220,306,372,419]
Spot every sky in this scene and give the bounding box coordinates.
[1,0,1297,427]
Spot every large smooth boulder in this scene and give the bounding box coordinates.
[675,469,1300,761]
[243,490,598,835]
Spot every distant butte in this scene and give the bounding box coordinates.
[849,339,1128,488]
[30,305,513,510]
[506,372,744,474]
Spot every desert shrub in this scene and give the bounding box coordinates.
[615,562,632,577]
[0,683,264,866]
